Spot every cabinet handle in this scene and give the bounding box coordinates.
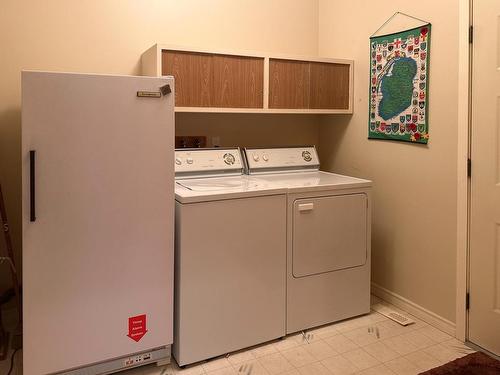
[298,203,314,212]
[30,150,36,222]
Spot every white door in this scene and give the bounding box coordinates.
[22,72,175,374]
[469,0,500,356]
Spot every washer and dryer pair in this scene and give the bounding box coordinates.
[174,146,372,366]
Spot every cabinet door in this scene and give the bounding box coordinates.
[162,50,212,107]
[310,62,350,110]
[268,59,351,110]
[269,59,310,109]
[162,50,264,108]
[292,194,367,278]
[212,55,264,108]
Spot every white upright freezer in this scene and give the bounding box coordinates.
[22,71,175,375]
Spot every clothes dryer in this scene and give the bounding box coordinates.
[245,146,372,334]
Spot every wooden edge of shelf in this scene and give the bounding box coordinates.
[174,107,353,114]
[349,60,355,114]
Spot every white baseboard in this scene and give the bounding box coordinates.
[371,282,456,337]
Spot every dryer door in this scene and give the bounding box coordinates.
[292,193,367,277]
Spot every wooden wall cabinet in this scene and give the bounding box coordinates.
[142,44,353,114]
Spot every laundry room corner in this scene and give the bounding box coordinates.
[317,0,460,329]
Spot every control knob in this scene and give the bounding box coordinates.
[223,153,236,165]
[302,151,312,162]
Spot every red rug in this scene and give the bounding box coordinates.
[419,351,500,374]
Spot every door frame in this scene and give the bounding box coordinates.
[456,0,472,342]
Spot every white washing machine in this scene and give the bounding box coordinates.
[174,148,287,366]
[245,146,372,334]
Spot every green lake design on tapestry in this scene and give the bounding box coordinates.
[378,57,417,121]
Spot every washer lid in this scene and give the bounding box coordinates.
[175,175,287,203]
[176,176,253,192]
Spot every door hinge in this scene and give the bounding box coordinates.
[466,292,470,310]
[469,26,473,44]
[467,158,471,178]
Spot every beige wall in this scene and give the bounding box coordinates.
[0,0,460,325]
[318,1,458,322]
[177,113,319,148]
[0,0,320,291]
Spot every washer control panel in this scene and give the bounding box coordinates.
[175,148,244,175]
[245,146,319,173]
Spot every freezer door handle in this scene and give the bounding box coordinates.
[30,150,36,222]
[298,202,314,212]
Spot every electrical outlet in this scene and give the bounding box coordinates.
[212,136,221,147]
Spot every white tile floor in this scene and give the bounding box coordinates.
[122,297,474,375]
[2,296,475,375]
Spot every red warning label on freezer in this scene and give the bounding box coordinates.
[127,314,148,342]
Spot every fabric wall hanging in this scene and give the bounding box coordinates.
[368,14,431,144]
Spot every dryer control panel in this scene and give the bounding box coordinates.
[175,148,244,177]
[245,146,320,174]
